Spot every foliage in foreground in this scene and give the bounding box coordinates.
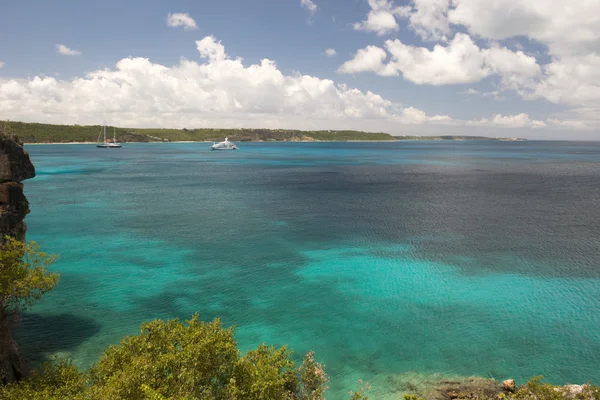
[505,376,600,400]
[0,238,59,322]
[0,238,59,383]
[0,314,346,400]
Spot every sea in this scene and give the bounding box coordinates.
[16,141,600,399]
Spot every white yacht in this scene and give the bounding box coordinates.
[97,125,122,148]
[211,137,238,150]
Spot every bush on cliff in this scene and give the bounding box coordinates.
[506,376,600,400]
[0,314,343,400]
[0,238,59,383]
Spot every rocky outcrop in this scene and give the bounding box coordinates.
[0,131,35,246]
[431,377,503,400]
[0,130,35,384]
[502,379,516,392]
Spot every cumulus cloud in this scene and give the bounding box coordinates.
[56,44,81,56]
[166,13,198,30]
[301,0,318,15]
[468,113,546,128]
[353,0,449,39]
[531,54,600,107]
[0,36,583,132]
[324,48,337,57]
[447,0,600,58]
[338,45,388,74]
[339,33,541,85]
[406,0,452,41]
[0,36,456,130]
[353,0,410,36]
[348,0,600,114]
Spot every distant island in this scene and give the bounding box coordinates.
[1,121,526,143]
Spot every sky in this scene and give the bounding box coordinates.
[1,0,599,139]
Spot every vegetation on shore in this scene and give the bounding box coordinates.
[1,314,340,400]
[1,121,395,143]
[0,238,59,384]
[1,121,525,143]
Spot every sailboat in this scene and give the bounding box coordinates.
[96,125,122,148]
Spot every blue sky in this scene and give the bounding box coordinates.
[1,0,599,139]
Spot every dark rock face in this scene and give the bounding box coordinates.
[0,133,36,183]
[0,131,35,383]
[0,329,29,384]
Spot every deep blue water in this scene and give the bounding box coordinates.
[16,141,600,398]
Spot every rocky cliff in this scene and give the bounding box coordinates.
[0,130,35,383]
[0,131,35,246]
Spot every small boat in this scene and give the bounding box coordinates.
[211,137,238,150]
[97,125,122,148]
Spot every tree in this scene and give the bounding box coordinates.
[0,237,59,383]
[86,314,330,399]
[0,314,345,399]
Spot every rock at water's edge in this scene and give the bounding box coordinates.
[0,133,35,182]
[0,131,35,247]
[503,379,516,392]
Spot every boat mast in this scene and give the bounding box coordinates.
[103,125,107,143]
[113,127,116,143]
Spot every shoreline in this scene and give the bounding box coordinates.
[24,140,398,145]
[23,139,523,145]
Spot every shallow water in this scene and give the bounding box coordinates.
[17,141,600,398]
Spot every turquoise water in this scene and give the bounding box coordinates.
[16,141,600,398]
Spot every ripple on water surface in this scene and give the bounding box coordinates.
[17,141,600,399]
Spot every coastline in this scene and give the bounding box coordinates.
[24,140,398,145]
[23,138,520,145]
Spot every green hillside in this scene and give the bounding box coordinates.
[0,121,396,143]
[0,121,525,143]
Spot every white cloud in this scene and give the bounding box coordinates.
[0,36,584,134]
[337,45,388,75]
[446,1,600,109]
[447,0,600,58]
[348,0,600,114]
[0,36,454,130]
[339,33,541,85]
[0,61,4,69]
[196,36,227,62]
[532,54,600,107]
[301,0,318,15]
[406,0,452,41]
[460,88,505,100]
[166,13,198,30]
[325,48,337,57]
[353,0,411,36]
[469,113,546,128]
[461,88,480,95]
[56,44,81,56]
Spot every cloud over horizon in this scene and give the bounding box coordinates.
[337,0,600,135]
[0,36,583,135]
